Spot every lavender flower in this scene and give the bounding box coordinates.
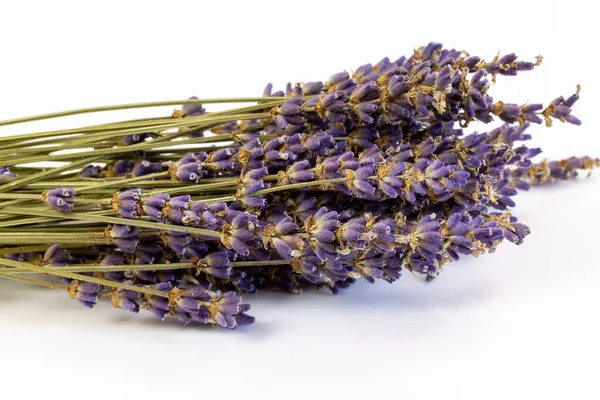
[0,166,17,179]
[68,280,101,309]
[42,188,76,212]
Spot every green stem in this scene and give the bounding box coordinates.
[0,243,103,256]
[76,171,170,193]
[0,238,107,245]
[0,272,68,290]
[0,207,223,238]
[0,259,292,274]
[0,156,102,193]
[0,112,262,166]
[0,97,286,127]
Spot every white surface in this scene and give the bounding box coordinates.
[0,1,599,399]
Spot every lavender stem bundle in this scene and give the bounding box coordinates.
[0,42,596,329]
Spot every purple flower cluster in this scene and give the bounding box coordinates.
[6,43,593,330]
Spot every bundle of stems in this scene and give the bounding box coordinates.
[0,42,595,328]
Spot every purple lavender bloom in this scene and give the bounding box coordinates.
[353,64,380,84]
[345,165,377,198]
[262,214,304,260]
[543,86,582,126]
[236,168,269,208]
[112,160,134,177]
[520,104,544,124]
[179,96,206,118]
[305,207,340,261]
[235,303,255,325]
[405,252,438,275]
[492,101,522,124]
[68,280,101,309]
[0,166,17,179]
[278,97,305,126]
[230,270,255,293]
[99,254,127,282]
[108,225,139,253]
[301,81,324,95]
[141,193,170,220]
[195,251,231,279]
[314,91,347,124]
[353,250,386,283]
[110,283,141,313]
[381,250,403,283]
[41,244,71,266]
[406,215,442,260]
[220,212,258,256]
[487,178,518,209]
[42,188,76,212]
[111,189,142,219]
[207,291,244,328]
[204,147,238,173]
[469,216,504,248]
[170,161,201,183]
[121,132,153,146]
[325,71,353,93]
[77,165,102,178]
[4,252,32,262]
[337,217,368,251]
[291,250,323,283]
[132,160,160,177]
[145,282,171,320]
[489,213,530,245]
[161,231,191,254]
[263,83,285,97]
[277,160,314,185]
[168,286,211,321]
[368,219,397,253]
[133,240,160,264]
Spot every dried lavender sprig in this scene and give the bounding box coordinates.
[512,156,599,185]
[0,257,249,328]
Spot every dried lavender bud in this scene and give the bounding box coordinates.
[132,160,160,177]
[41,244,71,266]
[0,42,591,331]
[220,211,259,256]
[68,280,101,309]
[112,160,134,177]
[111,189,142,219]
[107,225,139,253]
[110,283,142,313]
[177,96,206,118]
[542,86,581,126]
[77,164,102,178]
[235,168,269,208]
[41,188,76,212]
[206,291,244,328]
[261,214,304,260]
[305,207,340,261]
[194,251,231,279]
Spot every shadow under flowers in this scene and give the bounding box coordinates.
[0,254,502,335]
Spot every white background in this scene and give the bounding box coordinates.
[0,1,599,399]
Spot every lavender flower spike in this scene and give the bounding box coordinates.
[42,188,76,212]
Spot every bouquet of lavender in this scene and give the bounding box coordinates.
[0,42,595,329]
